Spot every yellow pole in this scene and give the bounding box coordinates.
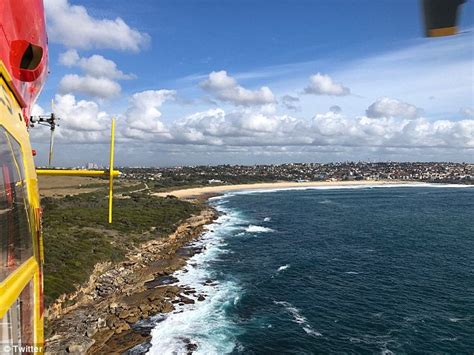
[36,169,120,177]
[108,118,115,223]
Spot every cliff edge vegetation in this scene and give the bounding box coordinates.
[39,177,202,307]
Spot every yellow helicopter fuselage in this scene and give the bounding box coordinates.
[0,63,44,353]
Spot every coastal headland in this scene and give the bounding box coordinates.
[45,206,217,354]
[39,176,217,353]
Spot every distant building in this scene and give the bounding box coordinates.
[208,179,223,184]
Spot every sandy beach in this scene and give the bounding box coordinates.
[154,180,415,199]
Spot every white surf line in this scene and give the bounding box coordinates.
[274,301,322,337]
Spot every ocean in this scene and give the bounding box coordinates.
[146,185,474,354]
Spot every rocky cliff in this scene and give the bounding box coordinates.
[45,207,217,354]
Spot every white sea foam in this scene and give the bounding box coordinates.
[245,225,274,233]
[148,206,243,354]
[449,316,471,323]
[344,271,359,275]
[303,327,322,337]
[277,264,290,272]
[263,217,271,222]
[274,301,322,337]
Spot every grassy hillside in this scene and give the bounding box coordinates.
[41,187,201,306]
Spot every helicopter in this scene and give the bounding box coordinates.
[0,0,468,353]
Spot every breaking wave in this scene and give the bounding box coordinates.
[148,204,243,354]
[245,225,274,233]
[274,301,322,337]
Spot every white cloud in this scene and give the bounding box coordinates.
[58,48,80,66]
[168,108,473,150]
[59,74,121,99]
[36,91,472,150]
[304,73,351,96]
[200,71,276,106]
[181,33,473,126]
[58,50,133,99]
[59,49,133,79]
[31,104,45,117]
[52,94,111,132]
[44,0,150,51]
[30,94,112,147]
[171,109,227,145]
[124,90,176,137]
[366,97,422,119]
[31,87,473,165]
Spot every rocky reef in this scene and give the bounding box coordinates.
[45,207,217,354]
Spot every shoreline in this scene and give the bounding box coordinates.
[145,202,235,353]
[45,181,470,353]
[149,182,473,353]
[154,180,422,200]
[45,207,218,354]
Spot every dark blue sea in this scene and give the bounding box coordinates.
[148,185,474,354]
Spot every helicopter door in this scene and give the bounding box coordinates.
[0,127,34,353]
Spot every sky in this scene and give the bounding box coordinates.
[32,0,474,167]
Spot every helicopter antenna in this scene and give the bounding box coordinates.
[30,99,60,166]
[48,99,56,166]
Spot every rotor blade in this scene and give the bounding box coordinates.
[108,118,116,224]
[51,98,55,112]
[422,0,466,37]
[48,128,55,166]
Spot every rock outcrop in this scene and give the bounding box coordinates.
[45,207,217,354]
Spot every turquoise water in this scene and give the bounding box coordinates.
[148,185,474,354]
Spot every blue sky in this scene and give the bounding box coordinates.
[33,0,474,166]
